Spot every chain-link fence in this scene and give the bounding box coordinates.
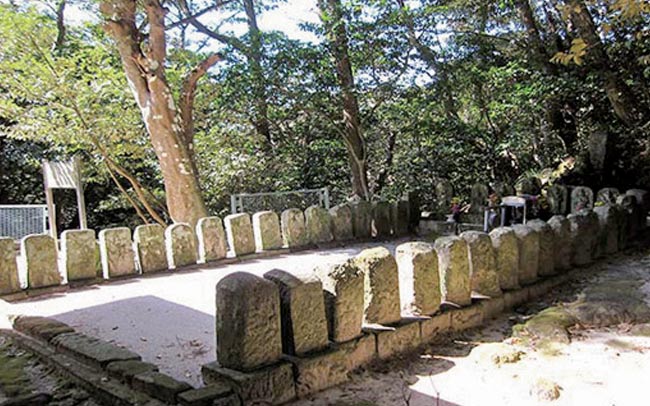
[230,188,330,214]
[0,205,48,240]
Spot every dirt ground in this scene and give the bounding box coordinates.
[292,250,650,406]
[0,334,101,406]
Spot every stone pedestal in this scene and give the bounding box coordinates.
[134,224,167,273]
[371,201,392,238]
[99,228,136,278]
[224,213,255,256]
[547,215,571,271]
[355,247,401,325]
[511,225,539,285]
[264,270,329,356]
[526,220,555,276]
[395,242,440,315]
[460,231,501,297]
[488,227,519,290]
[62,229,97,281]
[305,206,333,244]
[281,209,310,248]
[197,217,228,262]
[350,201,372,239]
[165,223,198,269]
[0,237,20,294]
[252,211,283,251]
[22,234,61,288]
[434,236,471,307]
[216,272,282,371]
[329,204,354,241]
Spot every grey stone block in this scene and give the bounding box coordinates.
[355,247,401,325]
[134,224,167,273]
[132,371,192,404]
[22,234,62,288]
[62,229,96,281]
[252,211,283,251]
[434,236,471,307]
[396,242,441,316]
[196,217,228,262]
[224,213,255,256]
[0,237,20,294]
[51,332,140,368]
[99,227,136,278]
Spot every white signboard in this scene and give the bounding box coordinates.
[42,157,87,236]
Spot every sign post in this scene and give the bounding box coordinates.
[42,157,87,238]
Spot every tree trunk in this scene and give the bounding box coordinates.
[567,0,644,126]
[243,0,272,145]
[318,0,370,200]
[101,0,209,226]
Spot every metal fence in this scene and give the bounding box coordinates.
[230,188,330,214]
[0,205,49,240]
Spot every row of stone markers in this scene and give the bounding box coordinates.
[204,190,648,405]
[0,200,410,296]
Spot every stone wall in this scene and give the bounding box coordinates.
[0,199,411,295]
[207,188,647,405]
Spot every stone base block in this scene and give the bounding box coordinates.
[503,288,530,310]
[336,333,376,371]
[420,312,451,343]
[176,383,238,406]
[477,297,505,320]
[365,319,421,360]
[106,360,158,385]
[132,371,192,404]
[51,332,140,368]
[449,304,484,332]
[202,361,295,406]
[12,316,74,342]
[528,278,554,300]
[284,347,348,398]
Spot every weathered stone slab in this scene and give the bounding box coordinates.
[617,194,638,242]
[350,200,372,239]
[165,223,198,269]
[371,201,392,238]
[224,213,255,256]
[216,272,282,370]
[369,320,421,359]
[252,211,283,251]
[511,225,539,285]
[571,186,594,213]
[526,220,555,276]
[449,304,484,332]
[284,347,348,398]
[263,270,329,356]
[51,332,140,368]
[281,208,310,248]
[99,227,136,278]
[13,316,74,342]
[196,217,228,262]
[596,188,620,205]
[354,247,401,325]
[305,205,333,244]
[22,234,62,288]
[106,360,159,385]
[460,231,502,297]
[594,205,619,256]
[488,227,519,290]
[202,361,296,405]
[470,183,489,214]
[547,215,572,272]
[434,179,453,216]
[61,229,96,281]
[336,333,376,371]
[176,383,235,406]
[547,185,568,215]
[391,200,410,237]
[329,204,354,241]
[420,312,452,343]
[567,212,597,266]
[395,242,441,316]
[515,177,541,195]
[585,210,601,258]
[626,189,648,230]
[134,224,167,274]
[132,371,192,404]
[315,260,364,343]
[434,236,471,307]
[0,237,20,294]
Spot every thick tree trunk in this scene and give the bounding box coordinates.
[243,0,272,145]
[567,0,644,126]
[319,0,370,200]
[101,0,209,226]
